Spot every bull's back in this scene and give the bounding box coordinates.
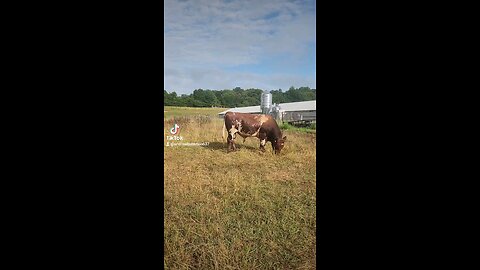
[225,112,272,122]
[225,112,278,131]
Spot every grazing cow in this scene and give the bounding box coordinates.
[222,112,287,154]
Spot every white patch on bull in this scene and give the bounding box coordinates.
[254,114,269,124]
[229,125,238,139]
[235,122,248,143]
[259,115,269,124]
[260,139,266,146]
[237,121,242,133]
[237,124,262,138]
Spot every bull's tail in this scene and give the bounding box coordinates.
[222,122,227,140]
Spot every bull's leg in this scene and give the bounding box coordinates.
[227,139,231,152]
[259,133,267,152]
[227,125,239,152]
[227,133,237,152]
[227,134,233,152]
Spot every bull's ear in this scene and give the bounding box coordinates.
[283,136,287,141]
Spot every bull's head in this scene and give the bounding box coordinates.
[274,136,287,154]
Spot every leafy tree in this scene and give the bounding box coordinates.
[221,91,236,108]
[271,89,287,104]
[204,90,220,107]
[163,86,316,108]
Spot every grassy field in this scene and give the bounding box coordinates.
[164,106,227,118]
[164,107,316,269]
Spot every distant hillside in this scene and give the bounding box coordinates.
[164,86,316,108]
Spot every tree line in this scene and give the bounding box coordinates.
[164,86,316,108]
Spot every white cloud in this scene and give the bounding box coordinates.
[164,0,316,94]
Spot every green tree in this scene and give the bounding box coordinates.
[271,89,287,104]
[163,86,315,108]
[221,91,236,108]
[204,90,220,107]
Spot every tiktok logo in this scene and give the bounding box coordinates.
[170,123,180,135]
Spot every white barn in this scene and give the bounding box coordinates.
[218,100,316,125]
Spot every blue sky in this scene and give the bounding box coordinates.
[164,0,316,95]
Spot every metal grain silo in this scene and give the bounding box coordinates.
[260,90,272,114]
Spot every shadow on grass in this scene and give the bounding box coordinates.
[201,141,260,152]
[201,142,226,151]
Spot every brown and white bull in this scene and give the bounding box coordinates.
[222,112,287,154]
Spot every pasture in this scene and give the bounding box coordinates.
[164,106,317,269]
[164,106,227,118]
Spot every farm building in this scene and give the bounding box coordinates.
[218,100,316,126]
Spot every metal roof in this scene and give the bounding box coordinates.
[218,105,261,115]
[218,100,316,115]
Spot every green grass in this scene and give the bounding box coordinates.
[164,107,316,269]
[279,122,316,134]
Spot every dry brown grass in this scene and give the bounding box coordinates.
[164,109,316,269]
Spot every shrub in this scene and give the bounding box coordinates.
[279,123,293,130]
